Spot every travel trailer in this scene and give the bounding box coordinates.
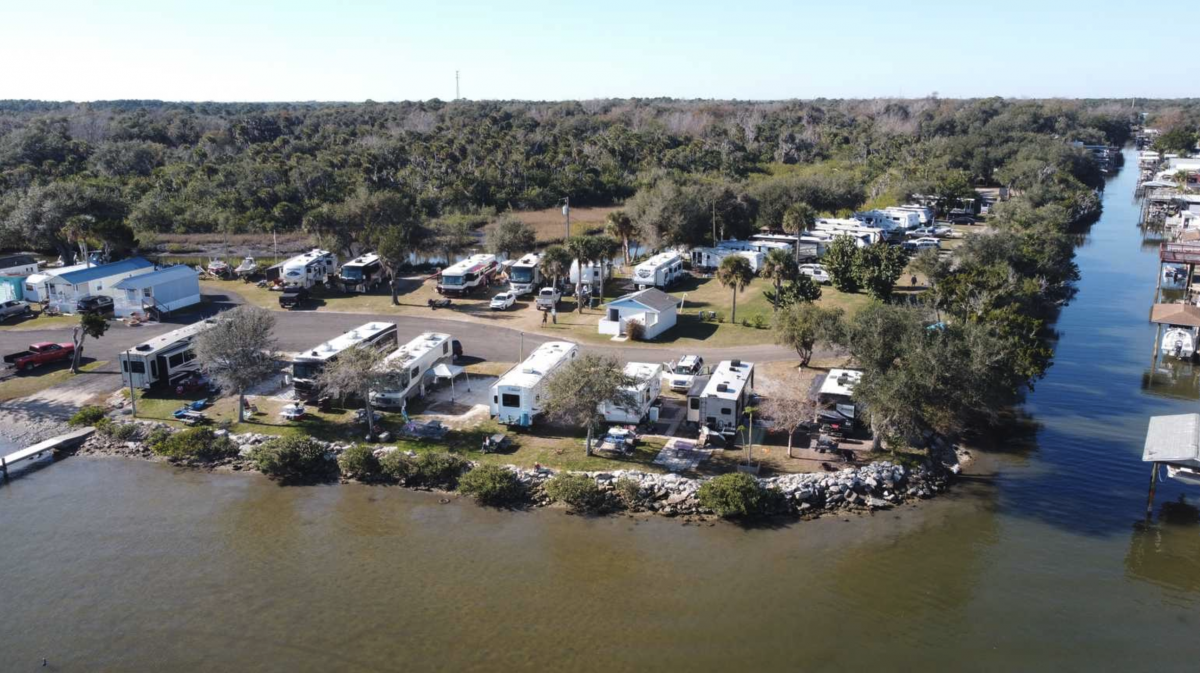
[568,260,611,287]
[687,359,755,434]
[817,368,863,426]
[119,319,217,389]
[851,211,908,241]
[437,254,499,295]
[507,253,543,295]
[490,341,578,427]
[746,234,820,260]
[370,332,455,409]
[338,252,385,293]
[281,249,338,290]
[289,322,399,400]
[888,205,935,226]
[812,219,882,247]
[689,247,764,273]
[599,362,663,424]
[633,251,684,289]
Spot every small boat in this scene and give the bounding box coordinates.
[1167,464,1200,486]
[1162,326,1198,359]
[207,258,231,277]
[234,256,257,277]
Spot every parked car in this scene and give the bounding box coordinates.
[908,225,953,238]
[0,299,32,321]
[76,295,114,315]
[535,286,561,311]
[172,372,211,395]
[902,237,941,253]
[489,291,517,311]
[279,287,309,310]
[3,342,75,371]
[948,213,977,225]
[798,264,831,285]
[668,354,704,391]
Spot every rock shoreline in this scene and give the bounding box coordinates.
[73,425,958,521]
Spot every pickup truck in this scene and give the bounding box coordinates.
[4,342,75,371]
[534,286,561,311]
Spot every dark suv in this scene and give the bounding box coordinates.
[76,295,114,315]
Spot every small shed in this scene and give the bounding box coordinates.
[112,265,201,318]
[0,275,25,302]
[0,254,38,276]
[599,288,679,340]
[45,257,155,313]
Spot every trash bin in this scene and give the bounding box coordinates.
[648,406,660,423]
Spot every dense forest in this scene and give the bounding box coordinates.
[0,97,1140,259]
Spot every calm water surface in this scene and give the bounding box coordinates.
[3,149,1200,671]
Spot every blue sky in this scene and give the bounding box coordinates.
[2,0,1194,101]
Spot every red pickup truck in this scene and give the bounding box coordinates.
[4,342,75,371]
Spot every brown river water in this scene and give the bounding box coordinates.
[3,150,1200,671]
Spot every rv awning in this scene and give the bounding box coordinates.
[432,363,463,380]
[1143,413,1200,465]
[1150,303,1200,327]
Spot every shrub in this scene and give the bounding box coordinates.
[99,421,140,441]
[742,317,750,327]
[337,444,381,480]
[250,435,334,482]
[752,314,768,329]
[715,312,725,323]
[458,464,526,507]
[615,477,645,508]
[544,473,607,512]
[410,452,467,489]
[145,426,172,451]
[153,426,238,461]
[697,473,778,519]
[379,449,416,482]
[625,319,645,342]
[69,405,108,427]
[166,242,188,253]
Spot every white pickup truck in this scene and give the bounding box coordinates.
[535,287,561,311]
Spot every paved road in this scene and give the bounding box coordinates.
[0,290,795,420]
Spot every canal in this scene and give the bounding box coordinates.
[2,148,1199,671]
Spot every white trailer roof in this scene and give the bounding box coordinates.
[496,341,576,389]
[442,254,496,277]
[124,319,218,359]
[295,322,395,363]
[701,360,753,402]
[385,332,451,370]
[284,248,334,270]
[635,251,682,273]
[623,361,663,386]
[343,252,380,267]
[511,253,540,268]
[819,368,862,398]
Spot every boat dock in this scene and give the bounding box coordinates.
[0,427,95,479]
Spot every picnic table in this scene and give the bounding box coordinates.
[597,427,638,454]
[173,408,209,426]
[481,433,511,454]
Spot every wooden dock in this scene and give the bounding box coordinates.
[0,427,95,478]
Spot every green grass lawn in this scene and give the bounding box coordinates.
[0,312,79,331]
[0,360,106,403]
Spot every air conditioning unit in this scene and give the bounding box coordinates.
[731,360,741,368]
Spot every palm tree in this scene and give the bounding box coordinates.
[781,202,816,264]
[605,210,636,266]
[539,244,572,290]
[760,248,798,311]
[566,235,617,312]
[716,255,755,324]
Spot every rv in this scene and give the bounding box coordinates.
[370,332,456,409]
[689,247,765,273]
[119,319,218,389]
[507,253,543,295]
[338,252,385,293]
[289,322,399,400]
[812,219,883,246]
[687,359,754,433]
[282,249,338,290]
[633,251,685,289]
[888,204,935,226]
[817,368,863,428]
[747,234,820,261]
[850,211,907,241]
[489,341,578,427]
[437,254,499,295]
[568,260,611,287]
[599,362,663,424]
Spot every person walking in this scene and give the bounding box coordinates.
[541,309,548,327]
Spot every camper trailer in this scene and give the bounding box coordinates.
[437,254,499,295]
[119,319,218,389]
[370,332,455,409]
[599,362,663,424]
[568,260,611,287]
[746,234,820,261]
[817,368,863,429]
[812,219,883,246]
[507,253,543,295]
[688,359,754,433]
[633,251,685,289]
[282,249,338,289]
[490,341,578,427]
[289,322,399,400]
[338,252,385,293]
[849,211,907,241]
[689,247,764,273]
[889,205,935,226]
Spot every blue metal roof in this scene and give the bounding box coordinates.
[55,257,154,284]
[113,264,197,289]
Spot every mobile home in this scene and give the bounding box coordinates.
[119,319,218,389]
[44,257,156,313]
[111,265,201,318]
[338,252,385,293]
[599,361,663,424]
[437,254,499,295]
[370,332,455,409]
[489,341,578,427]
[688,359,754,433]
[507,253,543,295]
[633,251,685,289]
[281,249,338,289]
[289,322,399,400]
[0,254,38,277]
[23,262,89,303]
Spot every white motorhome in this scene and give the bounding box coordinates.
[689,247,764,273]
[490,341,578,427]
[119,319,217,389]
[282,249,338,289]
[338,252,385,293]
[813,219,884,246]
[889,205,934,226]
[370,332,455,409]
[437,254,499,295]
[507,253,543,295]
[568,260,611,286]
[851,211,907,241]
[687,359,754,433]
[289,322,399,400]
[633,251,684,289]
[599,362,663,424]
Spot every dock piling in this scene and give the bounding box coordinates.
[1146,462,1160,519]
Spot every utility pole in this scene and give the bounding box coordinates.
[456,71,460,100]
[563,198,571,240]
[125,349,137,417]
[712,200,717,244]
